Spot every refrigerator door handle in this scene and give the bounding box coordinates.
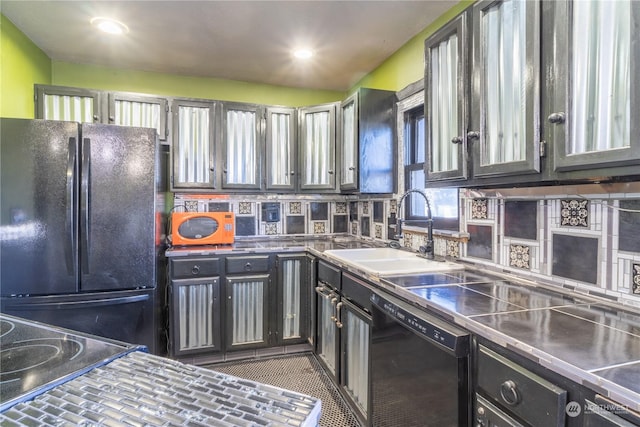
[65,137,77,276]
[3,293,150,310]
[81,137,91,274]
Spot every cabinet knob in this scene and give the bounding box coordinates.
[499,380,521,406]
[451,136,464,144]
[548,112,566,124]
[191,265,200,275]
[328,170,334,175]
[290,171,296,175]
[467,131,480,140]
[348,166,355,170]
[244,262,252,271]
[209,167,215,172]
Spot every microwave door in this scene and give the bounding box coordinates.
[0,118,79,296]
[79,124,157,292]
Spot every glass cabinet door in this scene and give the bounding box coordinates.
[340,94,358,190]
[470,0,541,178]
[299,103,337,191]
[109,93,168,140]
[547,0,638,171]
[222,103,262,190]
[266,107,297,191]
[171,99,216,189]
[425,12,468,182]
[35,85,102,123]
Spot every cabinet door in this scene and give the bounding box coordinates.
[315,285,339,380]
[340,299,371,424]
[425,12,469,182]
[266,107,297,191]
[340,93,359,190]
[170,277,221,357]
[225,274,270,351]
[299,103,337,191]
[222,103,263,189]
[35,84,103,123]
[108,92,168,141]
[171,99,217,189]
[470,0,541,178]
[546,0,639,173]
[276,254,308,344]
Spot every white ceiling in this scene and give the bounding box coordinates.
[1,0,455,92]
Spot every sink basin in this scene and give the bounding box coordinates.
[323,248,463,276]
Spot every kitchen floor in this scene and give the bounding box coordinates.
[204,353,361,427]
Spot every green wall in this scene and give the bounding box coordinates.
[0,14,51,118]
[51,62,344,107]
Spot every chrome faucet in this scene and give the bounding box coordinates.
[395,189,434,260]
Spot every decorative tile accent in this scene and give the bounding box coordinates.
[560,199,588,227]
[239,202,253,215]
[313,222,326,234]
[471,199,488,219]
[447,240,460,258]
[633,264,640,294]
[362,201,370,215]
[509,244,531,270]
[504,201,538,240]
[375,224,383,239]
[185,200,199,212]
[289,202,302,215]
[335,202,347,214]
[390,199,397,215]
[265,223,278,235]
[403,232,414,249]
[351,222,358,235]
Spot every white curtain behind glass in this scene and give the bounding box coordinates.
[571,0,630,154]
[178,106,210,184]
[482,0,527,165]
[43,94,93,123]
[430,33,459,172]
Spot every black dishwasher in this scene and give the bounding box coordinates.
[370,291,471,426]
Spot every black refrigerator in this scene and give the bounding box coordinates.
[0,118,160,354]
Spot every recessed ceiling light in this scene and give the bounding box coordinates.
[293,49,313,59]
[90,17,129,35]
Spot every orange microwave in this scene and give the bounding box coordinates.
[171,212,235,245]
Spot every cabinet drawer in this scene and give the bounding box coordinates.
[226,255,270,274]
[171,257,221,279]
[317,261,341,290]
[477,345,567,427]
[342,273,374,313]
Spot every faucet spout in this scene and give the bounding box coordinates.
[395,189,434,260]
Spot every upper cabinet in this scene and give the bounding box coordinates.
[171,99,217,190]
[35,85,102,124]
[265,107,297,192]
[340,89,396,193]
[424,12,469,182]
[545,0,640,177]
[221,103,263,190]
[299,103,338,192]
[469,0,541,179]
[108,92,168,141]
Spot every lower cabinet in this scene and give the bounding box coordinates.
[314,261,373,425]
[168,251,310,358]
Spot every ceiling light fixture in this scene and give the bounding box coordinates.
[90,17,129,35]
[293,49,313,59]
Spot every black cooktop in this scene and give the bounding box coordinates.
[0,314,138,411]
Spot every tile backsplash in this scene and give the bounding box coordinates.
[460,183,640,308]
[174,182,640,308]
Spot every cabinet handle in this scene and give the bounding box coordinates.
[548,112,566,124]
[348,166,355,170]
[328,170,334,175]
[467,131,480,140]
[335,302,343,328]
[330,297,338,321]
[191,265,200,275]
[244,262,252,271]
[209,166,215,172]
[290,171,295,175]
[499,380,521,406]
[451,136,464,144]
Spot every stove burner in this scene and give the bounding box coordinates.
[0,338,83,383]
[0,320,15,339]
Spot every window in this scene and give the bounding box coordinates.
[401,98,459,231]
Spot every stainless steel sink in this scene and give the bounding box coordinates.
[323,247,463,276]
